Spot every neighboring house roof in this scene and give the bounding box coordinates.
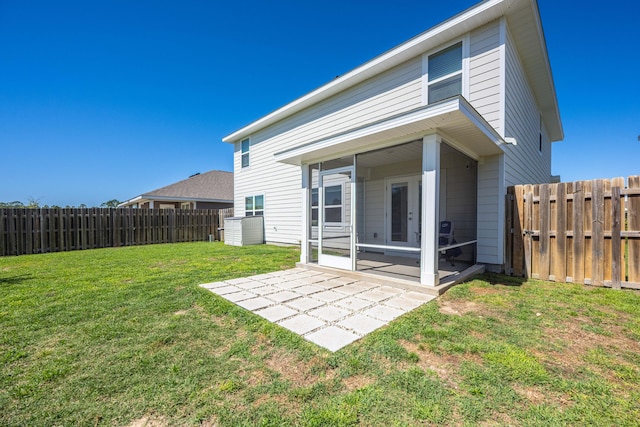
[223,0,562,144]
[119,170,234,206]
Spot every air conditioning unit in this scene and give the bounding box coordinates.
[224,216,264,246]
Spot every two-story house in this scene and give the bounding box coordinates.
[223,0,563,287]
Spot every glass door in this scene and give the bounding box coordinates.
[387,176,421,248]
[318,166,354,270]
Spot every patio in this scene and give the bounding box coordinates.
[200,263,483,352]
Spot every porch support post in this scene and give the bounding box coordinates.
[300,164,310,264]
[421,133,441,286]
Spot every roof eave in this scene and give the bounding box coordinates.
[224,0,563,143]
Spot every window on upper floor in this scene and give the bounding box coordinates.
[241,138,250,168]
[245,195,263,216]
[427,42,463,104]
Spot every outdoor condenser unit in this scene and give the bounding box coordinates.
[224,216,264,246]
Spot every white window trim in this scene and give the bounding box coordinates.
[240,138,250,169]
[421,37,468,105]
[244,194,264,217]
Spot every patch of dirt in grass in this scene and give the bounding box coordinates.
[265,352,330,387]
[342,374,376,391]
[173,309,189,316]
[512,384,546,405]
[438,300,484,316]
[125,415,168,427]
[400,341,469,388]
[515,385,575,410]
[244,368,268,387]
[540,319,640,381]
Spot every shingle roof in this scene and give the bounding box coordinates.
[142,170,233,202]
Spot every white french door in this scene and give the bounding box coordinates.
[386,175,422,250]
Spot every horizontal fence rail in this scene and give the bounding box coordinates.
[0,207,235,256]
[505,176,639,290]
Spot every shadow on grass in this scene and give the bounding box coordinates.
[480,272,528,287]
[0,274,34,286]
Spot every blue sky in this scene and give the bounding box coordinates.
[1,0,639,207]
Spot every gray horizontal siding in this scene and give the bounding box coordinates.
[234,57,424,245]
[468,21,502,134]
[503,28,551,186]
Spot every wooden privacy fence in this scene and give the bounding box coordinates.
[505,176,640,289]
[0,207,235,256]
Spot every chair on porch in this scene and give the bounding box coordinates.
[439,220,461,266]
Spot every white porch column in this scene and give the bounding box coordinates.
[421,133,441,286]
[300,164,310,264]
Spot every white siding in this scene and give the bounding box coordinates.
[503,27,551,186]
[234,58,423,245]
[476,154,502,264]
[468,21,502,134]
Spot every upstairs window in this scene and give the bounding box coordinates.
[245,195,264,216]
[241,138,250,168]
[427,42,462,104]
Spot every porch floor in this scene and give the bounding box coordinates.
[356,252,472,284]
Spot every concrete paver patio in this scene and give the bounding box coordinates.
[200,267,436,352]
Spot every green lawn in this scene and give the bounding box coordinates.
[1,242,639,426]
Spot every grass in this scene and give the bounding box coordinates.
[1,243,640,426]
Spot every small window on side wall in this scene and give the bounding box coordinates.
[241,138,250,168]
[245,195,264,216]
[427,42,463,104]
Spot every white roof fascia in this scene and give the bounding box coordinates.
[273,97,505,165]
[118,196,145,207]
[141,195,233,203]
[118,195,232,207]
[223,0,508,143]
